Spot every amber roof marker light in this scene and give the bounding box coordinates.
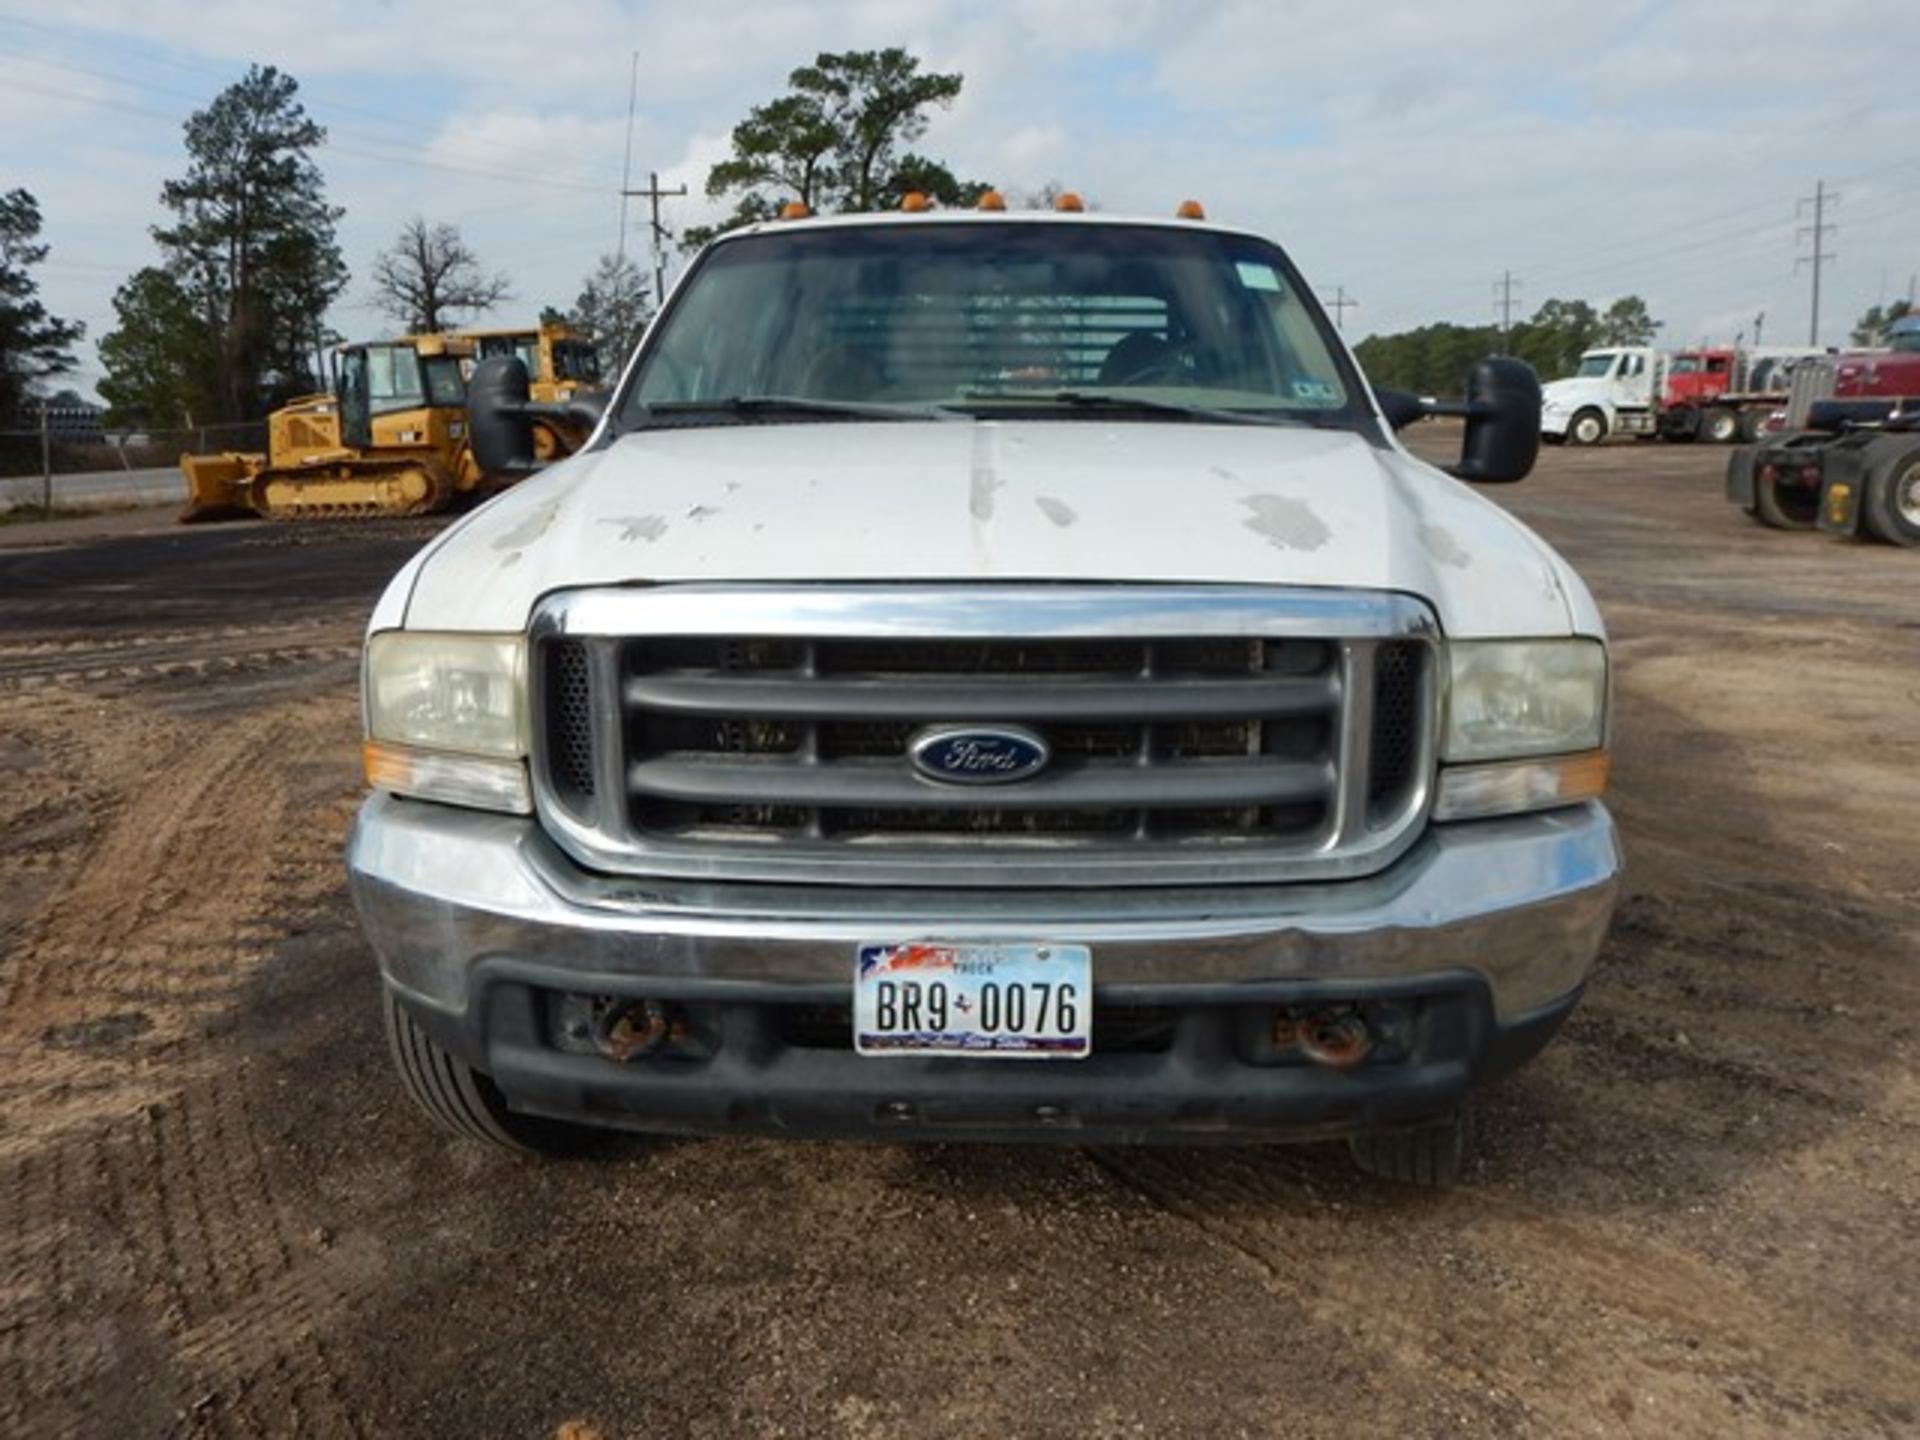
[1176,199,1207,220]
[778,201,811,220]
[977,189,1007,211]
[900,192,933,212]
[1053,192,1086,213]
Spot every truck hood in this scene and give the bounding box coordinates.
[1540,377,1603,408]
[399,420,1589,638]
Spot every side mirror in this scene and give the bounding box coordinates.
[560,390,610,434]
[1374,388,1427,431]
[1450,357,1540,484]
[467,357,539,479]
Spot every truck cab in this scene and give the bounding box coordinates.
[348,203,1620,1184]
[1540,346,1657,445]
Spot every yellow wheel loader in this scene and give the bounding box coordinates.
[455,322,605,461]
[179,335,486,523]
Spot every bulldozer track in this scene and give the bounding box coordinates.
[253,457,454,523]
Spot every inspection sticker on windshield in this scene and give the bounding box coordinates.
[1235,260,1283,292]
[854,942,1091,1058]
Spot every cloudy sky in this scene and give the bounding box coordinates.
[4,0,1917,399]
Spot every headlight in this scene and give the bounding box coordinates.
[365,631,525,756]
[363,631,529,812]
[1444,639,1607,762]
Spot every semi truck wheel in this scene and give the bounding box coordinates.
[1567,409,1606,446]
[1348,1108,1469,1186]
[1701,407,1740,444]
[383,990,604,1155]
[1862,441,1920,547]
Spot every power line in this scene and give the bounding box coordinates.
[1327,285,1357,330]
[1796,179,1839,346]
[0,52,615,196]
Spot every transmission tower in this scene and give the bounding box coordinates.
[1795,181,1839,346]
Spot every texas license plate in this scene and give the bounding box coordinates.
[854,942,1091,1058]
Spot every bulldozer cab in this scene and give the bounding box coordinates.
[462,323,603,393]
[337,339,470,449]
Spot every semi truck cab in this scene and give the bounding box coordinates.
[1540,347,1657,445]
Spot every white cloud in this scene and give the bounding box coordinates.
[9,0,1918,398]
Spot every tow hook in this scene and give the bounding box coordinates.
[593,998,671,1062]
[1275,1005,1374,1069]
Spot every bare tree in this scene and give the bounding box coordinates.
[370,218,511,332]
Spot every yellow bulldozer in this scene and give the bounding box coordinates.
[455,321,604,461]
[180,334,490,523]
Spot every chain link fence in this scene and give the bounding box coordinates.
[0,411,269,514]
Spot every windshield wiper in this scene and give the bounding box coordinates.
[956,389,1307,427]
[638,395,964,425]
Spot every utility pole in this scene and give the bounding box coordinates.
[1327,286,1357,330]
[1492,271,1521,351]
[1795,180,1838,346]
[1753,311,1765,348]
[623,170,688,308]
[616,51,639,264]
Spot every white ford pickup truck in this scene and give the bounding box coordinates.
[347,204,1620,1184]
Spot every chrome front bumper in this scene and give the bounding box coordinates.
[346,792,1621,1027]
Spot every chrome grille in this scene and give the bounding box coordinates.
[531,586,1437,888]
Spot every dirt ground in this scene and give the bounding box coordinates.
[2,435,1916,1439]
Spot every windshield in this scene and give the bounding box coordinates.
[620,222,1362,428]
[553,340,601,383]
[476,334,541,375]
[423,356,466,408]
[1576,353,1617,378]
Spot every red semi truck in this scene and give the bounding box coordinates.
[1726,315,1920,545]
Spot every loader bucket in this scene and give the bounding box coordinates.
[178,452,258,524]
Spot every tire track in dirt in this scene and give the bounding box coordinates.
[0,616,345,661]
[1,672,380,1437]
[0,640,363,693]
[1091,1140,1919,1436]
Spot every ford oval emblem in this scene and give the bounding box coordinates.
[909,725,1052,785]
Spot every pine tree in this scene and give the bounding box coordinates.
[0,189,84,425]
[105,65,348,423]
[568,254,651,368]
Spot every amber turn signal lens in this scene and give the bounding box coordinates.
[362,740,533,815]
[1433,750,1611,822]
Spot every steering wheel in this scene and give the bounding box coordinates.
[1111,342,1199,387]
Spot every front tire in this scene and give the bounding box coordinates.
[1566,409,1607,447]
[1348,1108,1470,1186]
[383,990,604,1154]
[1700,406,1740,444]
